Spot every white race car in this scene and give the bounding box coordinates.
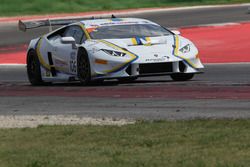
[19,17,204,85]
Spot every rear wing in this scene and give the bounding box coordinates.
[18,18,91,32]
[18,15,117,32]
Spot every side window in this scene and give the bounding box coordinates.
[63,25,86,44]
[47,27,67,41]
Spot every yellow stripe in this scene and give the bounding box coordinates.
[174,35,179,56]
[36,38,68,73]
[79,24,91,39]
[145,37,151,43]
[98,40,137,73]
[36,38,51,70]
[144,37,151,46]
[174,35,197,68]
[131,38,137,45]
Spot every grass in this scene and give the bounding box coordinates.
[0,120,250,167]
[0,0,249,16]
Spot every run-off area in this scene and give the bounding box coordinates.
[0,23,250,64]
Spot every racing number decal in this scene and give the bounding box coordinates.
[70,52,77,73]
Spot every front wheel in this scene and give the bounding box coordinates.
[27,50,44,86]
[77,49,91,85]
[170,73,194,81]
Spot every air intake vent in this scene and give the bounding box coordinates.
[139,62,173,74]
[179,61,186,73]
[126,65,132,75]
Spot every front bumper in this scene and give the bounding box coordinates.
[92,60,204,80]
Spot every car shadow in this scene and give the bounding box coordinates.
[26,79,199,87]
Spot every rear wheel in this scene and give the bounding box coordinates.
[170,73,194,81]
[27,50,44,86]
[77,49,91,85]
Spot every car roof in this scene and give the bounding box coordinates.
[80,18,158,28]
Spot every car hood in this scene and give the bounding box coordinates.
[97,35,196,64]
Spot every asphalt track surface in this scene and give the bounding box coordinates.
[0,4,250,119]
[0,64,250,120]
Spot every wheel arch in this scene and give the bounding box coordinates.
[26,49,44,85]
[77,46,92,72]
[27,48,36,62]
[77,46,92,85]
[77,47,88,58]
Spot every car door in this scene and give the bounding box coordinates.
[52,25,86,74]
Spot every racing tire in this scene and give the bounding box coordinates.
[27,49,44,86]
[77,48,91,85]
[170,73,194,81]
[118,77,138,83]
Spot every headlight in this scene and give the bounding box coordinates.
[101,49,126,57]
[179,44,190,53]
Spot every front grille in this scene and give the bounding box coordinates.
[139,62,173,74]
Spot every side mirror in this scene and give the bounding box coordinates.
[61,37,77,49]
[171,30,181,35]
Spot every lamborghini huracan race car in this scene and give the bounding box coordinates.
[19,17,204,85]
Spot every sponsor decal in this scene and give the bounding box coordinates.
[86,27,98,33]
[70,52,77,73]
[110,18,124,22]
[145,57,166,62]
[100,21,139,26]
[45,70,51,77]
[89,24,99,27]
[54,58,68,67]
[70,52,76,60]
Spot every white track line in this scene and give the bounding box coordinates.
[125,3,250,15]
[205,62,250,65]
[0,115,135,128]
[0,64,26,67]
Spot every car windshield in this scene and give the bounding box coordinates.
[88,24,172,39]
